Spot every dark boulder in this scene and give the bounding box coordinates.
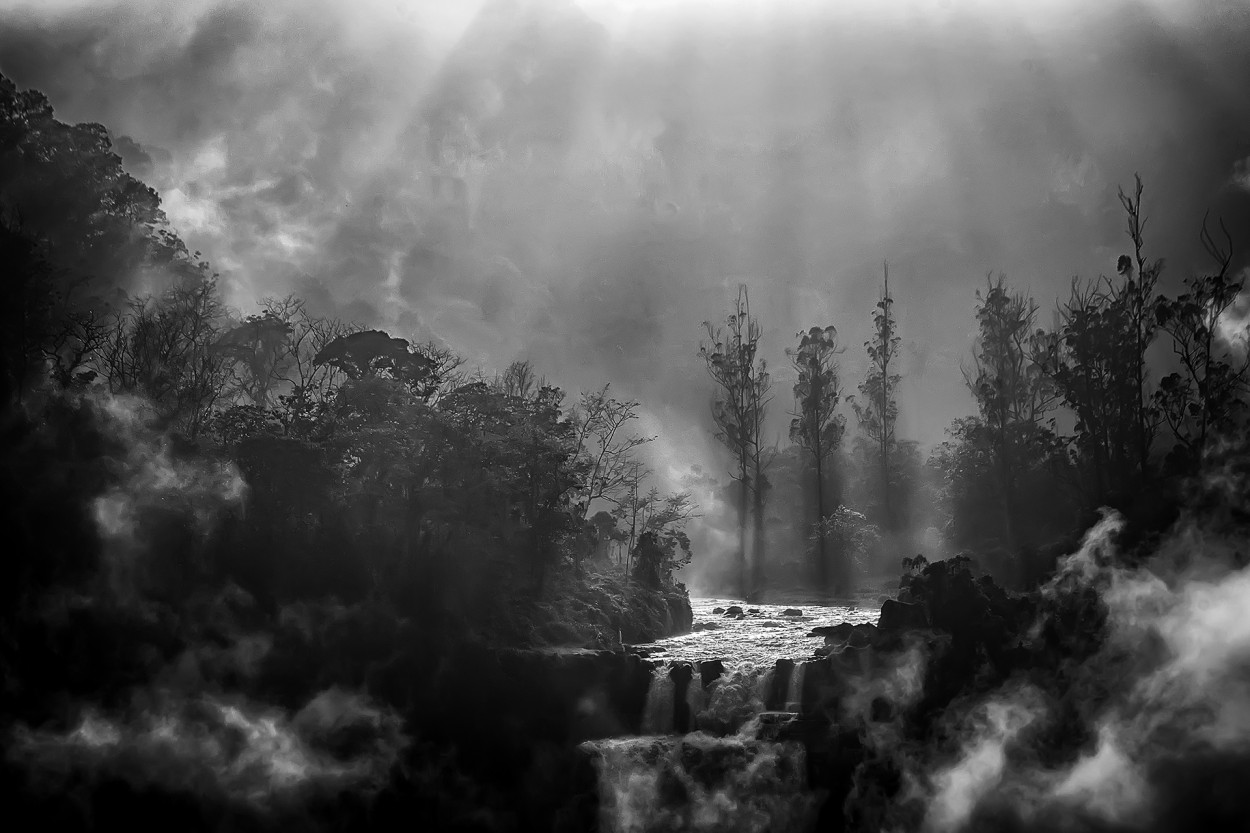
[766,658,796,711]
[698,659,726,689]
[878,599,929,632]
[666,591,694,635]
[782,608,803,617]
[815,622,855,645]
[846,623,877,649]
[724,606,743,616]
[670,663,696,732]
[712,607,726,614]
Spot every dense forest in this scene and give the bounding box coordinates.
[3,10,1250,827]
[0,70,699,829]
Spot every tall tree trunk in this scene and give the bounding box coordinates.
[880,433,889,531]
[880,261,892,532]
[738,451,749,600]
[751,471,766,602]
[814,451,828,593]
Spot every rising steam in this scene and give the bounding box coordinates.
[887,502,1250,832]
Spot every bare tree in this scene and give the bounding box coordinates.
[1115,174,1163,480]
[1154,215,1250,465]
[570,385,654,519]
[99,273,229,437]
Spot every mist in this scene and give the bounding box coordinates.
[4,0,1247,461]
[5,1,1250,830]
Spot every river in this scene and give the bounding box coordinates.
[630,591,890,664]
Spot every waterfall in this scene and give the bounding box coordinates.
[685,669,705,724]
[641,668,675,735]
[784,663,806,713]
[695,663,772,734]
[583,734,818,833]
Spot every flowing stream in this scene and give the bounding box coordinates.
[633,596,881,664]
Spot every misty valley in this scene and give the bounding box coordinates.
[3,1,1250,832]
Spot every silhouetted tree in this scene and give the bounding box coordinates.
[852,263,901,529]
[1048,276,1142,507]
[964,275,1060,558]
[1154,215,1249,470]
[700,285,772,599]
[786,325,847,591]
[99,271,229,437]
[1114,174,1163,480]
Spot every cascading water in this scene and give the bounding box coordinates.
[641,671,676,735]
[684,670,705,726]
[784,663,806,713]
[582,595,888,832]
[697,662,773,734]
[584,734,818,833]
[589,661,819,829]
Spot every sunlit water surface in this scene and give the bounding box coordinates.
[631,594,887,665]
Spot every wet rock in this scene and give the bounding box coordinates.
[670,663,696,733]
[827,643,875,679]
[698,659,725,688]
[724,606,743,616]
[668,592,694,635]
[783,608,803,617]
[753,711,800,740]
[815,623,855,644]
[712,607,726,614]
[797,658,841,715]
[747,608,761,615]
[878,599,929,632]
[735,614,746,620]
[483,647,656,741]
[693,621,720,632]
[766,659,796,711]
[846,623,877,649]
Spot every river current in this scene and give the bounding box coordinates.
[631,592,888,664]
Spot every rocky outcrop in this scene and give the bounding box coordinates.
[665,590,694,636]
[877,599,929,632]
[809,622,852,640]
[698,659,726,689]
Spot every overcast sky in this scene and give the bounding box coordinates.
[2,0,1249,477]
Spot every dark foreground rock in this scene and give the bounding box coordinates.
[877,599,929,631]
